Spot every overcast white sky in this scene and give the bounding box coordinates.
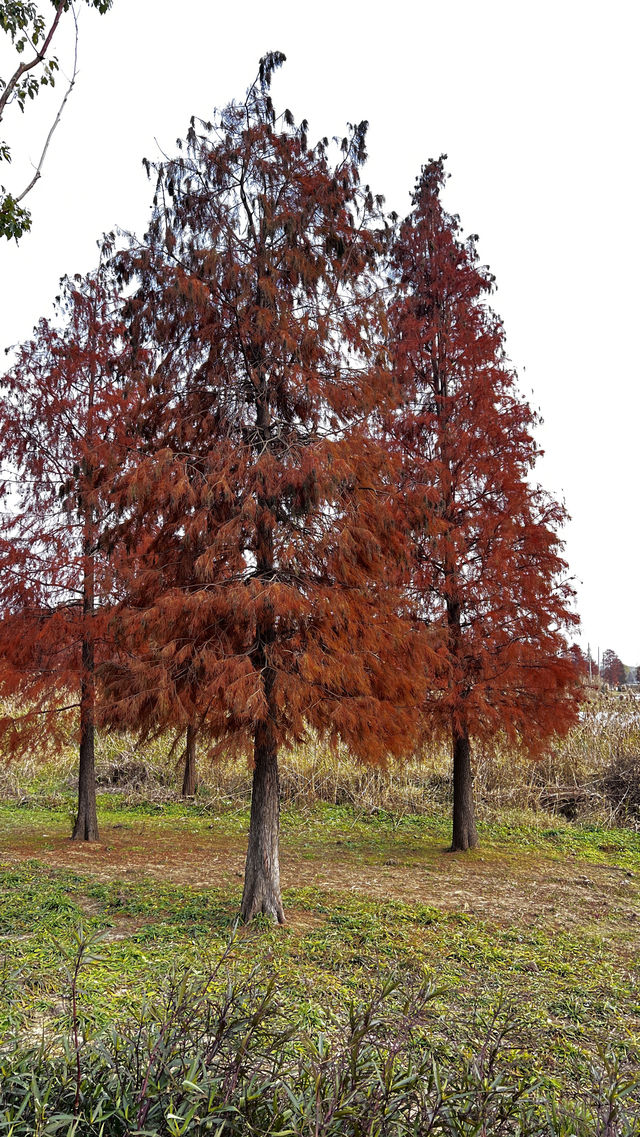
[1,0,638,663]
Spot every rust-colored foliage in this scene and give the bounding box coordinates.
[105,55,428,920]
[0,262,132,838]
[0,76,586,898]
[567,642,597,682]
[601,649,625,687]
[388,158,582,849]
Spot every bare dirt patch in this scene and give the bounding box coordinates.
[2,820,638,940]
[72,893,153,941]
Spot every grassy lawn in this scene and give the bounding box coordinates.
[1,797,639,1113]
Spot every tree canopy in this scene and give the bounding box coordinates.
[0,58,583,920]
[388,157,580,849]
[103,53,429,920]
[0,261,131,837]
[601,648,625,687]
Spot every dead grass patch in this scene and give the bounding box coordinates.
[1,817,637,946]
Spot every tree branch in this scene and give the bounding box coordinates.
[0,1,66,123]
[14,5,79,204]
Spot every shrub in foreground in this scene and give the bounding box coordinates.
[0,931,638,1135]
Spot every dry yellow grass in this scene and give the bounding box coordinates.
[2,687,639,827]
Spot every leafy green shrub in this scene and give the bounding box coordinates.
[1,929,638,1135]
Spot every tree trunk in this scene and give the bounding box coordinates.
[240,716,284,924]
[240,300,285,923]
[181,723,198,797]
[72,629,99,841]
[445,574,478,851]
[451,730,478,851]
[72,500,99,842]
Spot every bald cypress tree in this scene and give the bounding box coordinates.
[0,264,130,839]
[389,159,581,851]
[110,56,427,921]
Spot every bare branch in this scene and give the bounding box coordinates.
[14,5,79,205]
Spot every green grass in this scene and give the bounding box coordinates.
[3,795,640,865]
[2,695,638,1128]
[1,798,639,1106]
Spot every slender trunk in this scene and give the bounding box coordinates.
[240,353,284,923]
[451,729,478,851]
[73,687,98,840]
[446,592,478,850]
[241,557,284,922]
[433,335,478,853]
[181,723,198,797]
[72,529,99,841]
[240,713,284,923]
[72,353,99,842]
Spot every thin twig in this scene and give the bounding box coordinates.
[15,5,80,206]
[71,941,84,1118]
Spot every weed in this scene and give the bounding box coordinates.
[0,939,638,1135]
